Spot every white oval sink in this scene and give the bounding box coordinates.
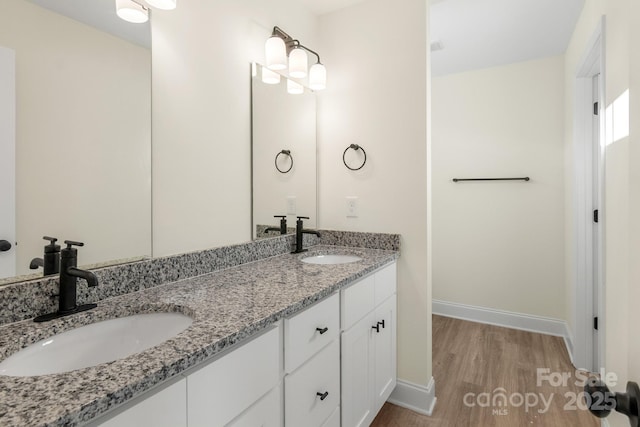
[301,254,362,265]
[0,312,193,377]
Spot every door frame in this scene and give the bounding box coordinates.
[572,17,606,372]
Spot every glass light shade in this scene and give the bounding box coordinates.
[287,79,304,95]
[145,0,176,10]
[289,47,308,78]
[309,63,327,91]
[265,36,287,71]
[116,0,149,23]
[262,68,281,85]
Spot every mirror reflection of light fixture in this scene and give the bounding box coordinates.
[145,0,177,10]
[265,26,327,90]
[115,0,149,23]
[287,79,304,95]
[262,68,281,85]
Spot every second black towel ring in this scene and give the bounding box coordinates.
[343,144,367,171]
[275,149,293,174]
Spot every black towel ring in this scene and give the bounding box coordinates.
[275,149,293,174]
[343,144,367,171]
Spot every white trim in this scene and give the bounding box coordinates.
[433,299,575,366]
[388,377,436,416]
[433,299,569,337]
[572,16,606,373]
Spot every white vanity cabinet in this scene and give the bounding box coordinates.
[341,263,397,427]
[96,378,188,427]
[186,325,282,427]
[284,292,340,427]
[91,260,398,427]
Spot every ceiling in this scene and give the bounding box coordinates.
[430,0,585,76]
[26,0,150,48]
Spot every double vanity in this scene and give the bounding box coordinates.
[0,231,399,427]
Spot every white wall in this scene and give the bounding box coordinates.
[317,0,431,389]
[0,0,151,274]
[151,0,318,257]
[252,68,317,233]
[432,56,566,320]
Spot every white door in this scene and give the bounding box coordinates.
[0,47,16,280]
[373,295,397,413]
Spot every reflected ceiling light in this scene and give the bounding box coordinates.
[116,0,149,23]
[287,79,304,95]
[262,67,281,85]
[145,0,177,10]
[265,26,327,90]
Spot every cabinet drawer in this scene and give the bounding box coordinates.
[187,326,280,427]
[285,339,340,427]
[374,263,397,306]
[285,293,339,373]
[341,274,375,331]
[226,386,281,427]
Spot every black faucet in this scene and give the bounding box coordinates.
[292,216,321,254]
[29,236,61,276]
[264,215,288,235]
[34,240,98,322]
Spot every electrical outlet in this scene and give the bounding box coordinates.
[286,196,297,215]
[346,196,358,217]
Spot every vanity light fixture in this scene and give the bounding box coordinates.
[145,0,177,10]
[265,26,327,90]
[116,0,149,24]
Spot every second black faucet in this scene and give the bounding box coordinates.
[293,216,321,254]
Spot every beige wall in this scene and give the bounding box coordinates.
[151,0,318,257]
[317,0,431,386]
[432,56,566,320]
[0,0,151,274]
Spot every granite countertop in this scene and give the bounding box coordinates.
[0,245,398,427]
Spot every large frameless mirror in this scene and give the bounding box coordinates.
[251,63,317,240]
[0,0,152,285]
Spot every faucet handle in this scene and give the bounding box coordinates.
[64,240,84,249]
[43,236,61,253]
[297,216,310,220]
[274,215,287,219]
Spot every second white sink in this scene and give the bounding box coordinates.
[0,312,193,377]
[301,254,363,265]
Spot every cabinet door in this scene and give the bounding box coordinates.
[341,312,375,427]
[98,378,187,427]
[373,295,397,413]
[226,386,281,427]
[187,326,280,427]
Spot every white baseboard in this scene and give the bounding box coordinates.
[387,377,436,416]
[433,299,574,363]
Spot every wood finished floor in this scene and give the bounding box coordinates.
[371,315,599,427]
